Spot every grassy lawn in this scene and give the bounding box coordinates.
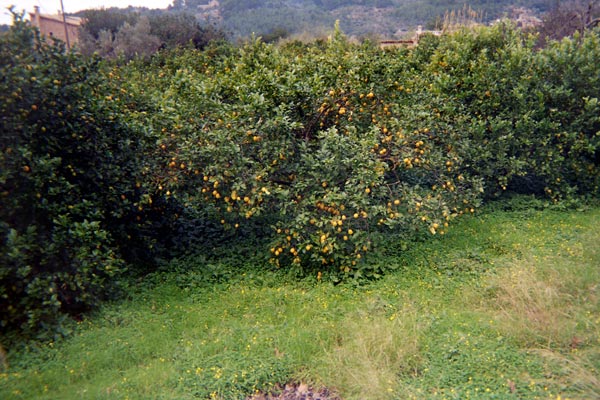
[1,199,599,399]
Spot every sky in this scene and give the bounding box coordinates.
[1,0,173,25]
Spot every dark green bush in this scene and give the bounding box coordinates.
[422,23,600,199]
[0,15,156,336]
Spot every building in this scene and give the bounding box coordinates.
[29,6,82,49]
[511,7,542,29]
[380,26,442,49]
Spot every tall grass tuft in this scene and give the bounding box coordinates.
[310,301,424,400]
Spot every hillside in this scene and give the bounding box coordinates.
[172,0,554,38]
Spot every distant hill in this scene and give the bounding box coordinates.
[172,0,554,38]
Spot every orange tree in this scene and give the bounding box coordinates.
[421,24,536,198]
[421,22,600,200]
[526,29,600,198]
[122,23,599,281]
[122,28,484,280]
[0,15,161,335]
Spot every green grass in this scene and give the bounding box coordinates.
[1,199,599,399]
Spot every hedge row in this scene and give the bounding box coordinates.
[1,18,599,335]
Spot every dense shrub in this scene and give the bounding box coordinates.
[119,22,599,281]
[528,30,600,197]
[0,16,158,335]
[422,23,600,199]
[118,27,484,280]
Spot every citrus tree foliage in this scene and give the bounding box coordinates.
[2,15,599,335]
[0,16,159,334]
[119,23,599,280]
[122,27,484,279]
[425,24,600,198]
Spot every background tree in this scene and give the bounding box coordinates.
[537,0,600,45]
[80,8,138,40]
[149,12,226,49]
[78,9,139,57]
[78,9,225,58]
[114,16,162,60]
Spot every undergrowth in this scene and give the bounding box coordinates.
[1,198,599,399]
